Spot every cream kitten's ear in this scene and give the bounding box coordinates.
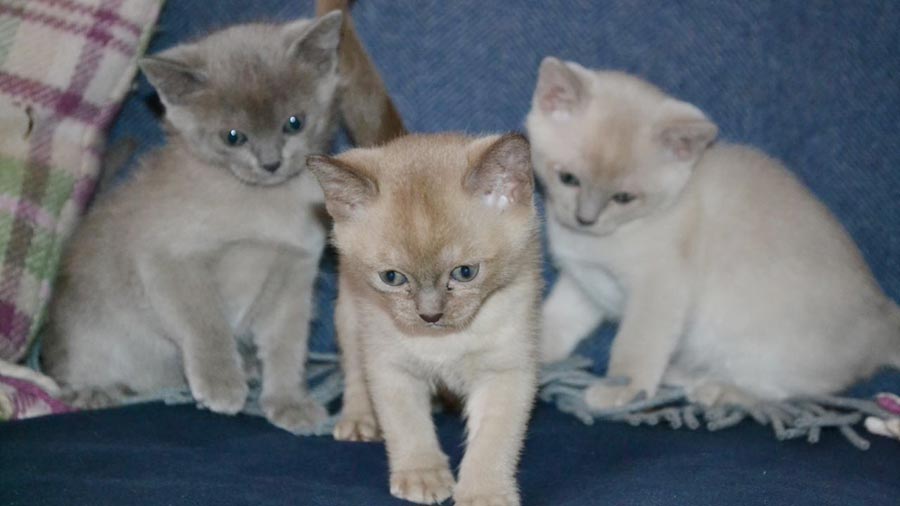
[534,57,586,118]
[284,11,342,70]
[139,49,207,106]
[465,134,534,210]
[655,100,718,162]
[307,154,377,221]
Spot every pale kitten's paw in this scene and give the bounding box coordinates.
[261,395,328,434]
[189,369,248,415]
[538,335,572,363]
[333,412,381,442]
[584,382,642,410]
[453,494,519,506]
[390,467,455,504]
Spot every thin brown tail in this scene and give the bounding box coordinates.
[316,0,406,146]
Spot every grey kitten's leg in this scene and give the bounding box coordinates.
[540,271,605,362]
[250,250,327,434]
[454,370,536,506]
[585,281,687,409]
[368,362,454,504]
[333,279,380,441]
[140,255,248,414]
[61,384,135,410]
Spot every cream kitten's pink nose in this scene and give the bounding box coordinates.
[419,313,443,323]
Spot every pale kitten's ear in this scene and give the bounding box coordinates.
[307,154,377,221]
[464,133,534,210]
[654,99,718,162]
[283,11,342,71]
[534,57,586,118]
[139,48,207,106]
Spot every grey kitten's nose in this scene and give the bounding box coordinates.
[419,313,443,324]
[576,215,597,226]
[262,161,281,173]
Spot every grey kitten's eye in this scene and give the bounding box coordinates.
[450,264,479,282]
[559,172,580,187]
[379,270,408,286]
[283,114,305,135]
[222,129,248,147]
[612,192,636,204]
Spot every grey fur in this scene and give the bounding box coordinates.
[42,14,344,434]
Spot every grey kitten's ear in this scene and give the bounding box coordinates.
[465,133,535,210]
[284,11,343,70]
[139,51,207,106]
[534,57,586,117]
[307,154,377,221]
[655,100,718,162]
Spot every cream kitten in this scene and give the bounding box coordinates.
[526,57,900,409]
[308,133,541,506]
[42,11,402,433]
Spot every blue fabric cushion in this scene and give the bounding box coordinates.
[1,402,897,505]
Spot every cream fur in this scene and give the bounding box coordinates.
[309,134,542,506]
[527,58,900,408]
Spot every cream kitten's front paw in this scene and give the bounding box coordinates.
[453,494,519,506]
[584,382,642,410]
[390,467,455,504]
[333,412,381,442]
[189,369,248,415]
[261,395,328,434]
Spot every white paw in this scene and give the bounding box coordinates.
[189,370,248,415]
[538,335,573,363]
[453,491,519,506]
[333,412,381,442]
[687,383,723,407]
[390,467,455,504]
[261,396,328,434]
[584,382,641,410]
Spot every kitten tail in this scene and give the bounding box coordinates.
[316,0,406,146]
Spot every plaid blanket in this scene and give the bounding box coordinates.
[0,0,162,420]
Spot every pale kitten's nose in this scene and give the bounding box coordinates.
[576,215,597,226]
[262,161,281,173]
[419,313,443,324]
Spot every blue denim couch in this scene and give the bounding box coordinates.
[2,1,898,505]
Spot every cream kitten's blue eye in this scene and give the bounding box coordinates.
[283,115,305,135]
[612,192,636,204]
[379,270,407,286]
[450,264,479,282]
[559,172,580,187]
[223,129,247,147]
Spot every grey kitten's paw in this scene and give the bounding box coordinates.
[261,396,328,434]
[188,368,248,415]
[390,467,455,504]
[453,494,520,506]
[333,412,381,442]
[584,382,642,410]
[62,385,133,410]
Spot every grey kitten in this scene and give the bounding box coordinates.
[42,10,402,433]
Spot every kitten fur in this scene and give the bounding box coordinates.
[42,8,403,433]
[308,133,542,506]
[526,57,900,409]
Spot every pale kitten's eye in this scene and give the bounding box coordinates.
[450,264,479,282]
[612,192,636,204]
[222,129,248,147]
[559,172,580,187]
[282,114,305,135]
[379,270,408,286]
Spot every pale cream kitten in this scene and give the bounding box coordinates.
[43,10,403,433]
[526,57,900,409]
[308,133,541,506]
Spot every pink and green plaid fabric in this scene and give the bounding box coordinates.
[0,0,162,420]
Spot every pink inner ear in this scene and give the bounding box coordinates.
[540,84,569,113]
